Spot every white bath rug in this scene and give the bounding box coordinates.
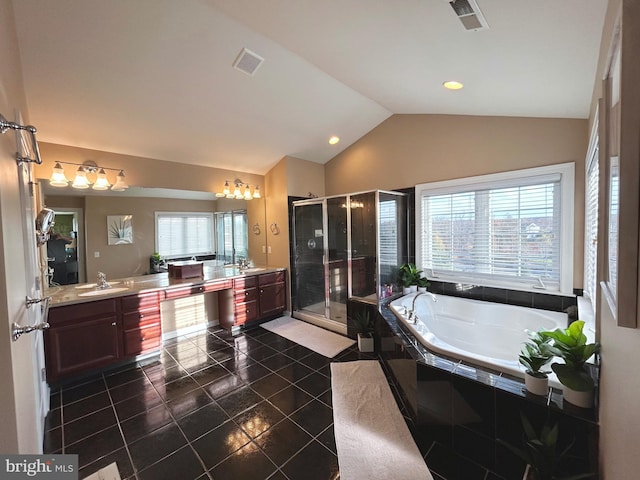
[260,316,354,358]
[83,462,121,480]
[331,360,433,480]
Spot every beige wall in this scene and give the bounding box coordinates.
[594,0,640,478]
[325,114,588,288]
[0,0,42,453]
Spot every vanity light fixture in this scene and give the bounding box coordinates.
[49,162,69,187]
[443,80,464,90]
[49,160,128,191]
[215,179,261,200]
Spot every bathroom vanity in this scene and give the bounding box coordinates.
[44,267,286,383]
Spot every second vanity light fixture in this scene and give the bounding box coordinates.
[215,179,261,200]
[49,160,128,191]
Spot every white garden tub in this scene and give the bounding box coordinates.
[389,293,568,384]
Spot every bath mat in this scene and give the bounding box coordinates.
[260,316,354,358]
[82,462,121,480]
[331,361,433,480]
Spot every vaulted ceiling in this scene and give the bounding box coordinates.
[12,0,607,175]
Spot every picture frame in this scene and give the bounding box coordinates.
[107,215,133,245]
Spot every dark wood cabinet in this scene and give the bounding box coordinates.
[220,270,286,330]
[258,271,286,318]
[121,292,161,357]
[45,271,285,381]
[45,299,121,382]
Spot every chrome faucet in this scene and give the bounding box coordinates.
[96,272,111,289]
[408,291,437,322]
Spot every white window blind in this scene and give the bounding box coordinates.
[417,163,574,293]
[155,212,214,258]
[584,145,599,307]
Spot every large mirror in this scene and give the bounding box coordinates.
[40,182,268,285]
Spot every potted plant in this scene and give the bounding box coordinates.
[498,413,595,480]
[417,276,430,293]
[541,320,600,408]
[519,331,553,396]
[398,263,422,294]
[352,309,375,353]
[150,252,163,272]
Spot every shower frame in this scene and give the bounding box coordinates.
[291,190,407,333]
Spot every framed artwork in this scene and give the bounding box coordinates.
[107,215,133,245]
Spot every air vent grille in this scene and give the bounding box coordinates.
[447,0,489,31]
[233,48,264,76]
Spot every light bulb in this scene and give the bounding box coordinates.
[49,162,68,187]
[92,168,111,190]
[71,167,90,189]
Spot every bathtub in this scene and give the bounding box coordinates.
[389,293,568,384]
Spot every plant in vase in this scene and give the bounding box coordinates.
[398,263,422,294]
[150,252,163,272]
[519,331,553,396]
[540,320,600,408]
[417,276,430,293]
[352,309,375,353]
[497,413,595,480]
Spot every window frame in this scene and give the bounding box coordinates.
[154,211,215,259]
[416,162,575,295]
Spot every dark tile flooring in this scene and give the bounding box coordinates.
[43,324,502,480]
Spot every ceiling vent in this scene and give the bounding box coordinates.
[233,48,264,76]
[446,0,489,31]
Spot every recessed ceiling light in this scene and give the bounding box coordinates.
[443,81,464,90]
[329,136,340,145]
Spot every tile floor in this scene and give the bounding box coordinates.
[43,324,502,480]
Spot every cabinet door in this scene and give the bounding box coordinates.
[45,315,120,382]
[234,299,258,326]
[259,282,286,318]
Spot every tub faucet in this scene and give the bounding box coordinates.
[408,291,437,322]
[96,272,111,289]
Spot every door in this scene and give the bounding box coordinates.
[293,202,328,317]
[326,197,348,322]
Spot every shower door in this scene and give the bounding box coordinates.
[293,202,328,317]
[293,198,349,323]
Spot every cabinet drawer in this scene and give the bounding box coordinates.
[204,279,232,292]
[235,287,257,302]
[121,292,160,312]
[258,271,285,286]
[234,276,257,289]
[164,284,205,300]
[48,299,118,326]
[123,323,161,356]
[122,307,161,330]
[234,299,258,325]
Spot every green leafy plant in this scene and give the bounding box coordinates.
[151,252,162,264]
[541,320,600,391]
[351,309,374,336]
[417,276,430,289]
[497,413,595,480]
[398,263,422,288]
[520,331,554,377]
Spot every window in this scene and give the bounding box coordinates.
[416,163,574,294]
[583,122,599,310]
[214,210,248,264]
[155,212,214,258]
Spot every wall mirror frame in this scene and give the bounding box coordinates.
[601,1,640,328]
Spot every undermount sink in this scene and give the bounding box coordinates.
[240,268,266,274]
[75,281,121,289]
[77,287,130,297]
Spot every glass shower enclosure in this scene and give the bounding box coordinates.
[292,191,407,331]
